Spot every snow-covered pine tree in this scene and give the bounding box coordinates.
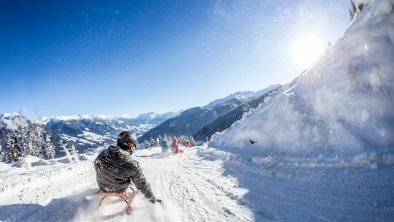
[189,136,196,146]
[349,0,365,21]
[144,140,150,149]
[43,132,55,159]
[3,132,11,163]
[0,144,3,162]
[29,123,44,158]
[150,137,156,148]
[8,130,22,161]
[59,138,70,157]
[70,144,78,156]
[18,124,29,157]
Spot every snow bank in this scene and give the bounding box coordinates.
[11,156,42,170]
[0,162,11,172]
[31,158,51,166]
[210,0,394,158]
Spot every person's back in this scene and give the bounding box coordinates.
[94,131,162,204]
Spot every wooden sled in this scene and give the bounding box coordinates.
[97,186,137,215]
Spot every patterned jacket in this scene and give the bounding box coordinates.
[94,145,154,199]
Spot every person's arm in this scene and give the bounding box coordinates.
[128,160,163,204]
[129,160,153,197]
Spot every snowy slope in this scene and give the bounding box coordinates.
[1,1,393,222]
[1,145,393,222]
[210,0,394,160]
[0,147,254,222]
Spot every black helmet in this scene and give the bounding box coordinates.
[117,131,138,151]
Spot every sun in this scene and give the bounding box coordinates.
[291,33,325,68]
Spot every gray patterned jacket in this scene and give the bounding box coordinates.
[94,145,154,199]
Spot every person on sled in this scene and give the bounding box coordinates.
[171,136,184,153]
[94,131,162,204]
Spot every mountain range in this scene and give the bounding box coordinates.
[138,85,280,142]
[0,85,280,158]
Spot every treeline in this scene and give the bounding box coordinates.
[142,134,196,149]
[0,123,76,163]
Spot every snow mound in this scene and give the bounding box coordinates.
[0,162,12,172]
[31,158,51,166]
[210,0,394,159]
[12,158,31,170]
[79,155,90,161]
[57,157,74,164]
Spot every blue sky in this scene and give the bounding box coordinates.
[0,0,349,119]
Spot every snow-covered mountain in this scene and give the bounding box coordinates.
[42,112,178,150]
[204,85,280,109]
[139,85,280,142]
[193,85,282,141]
[210,0,394,162]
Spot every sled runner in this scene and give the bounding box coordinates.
[97,186,137,215]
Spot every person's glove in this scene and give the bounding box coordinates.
[149,196,163,205]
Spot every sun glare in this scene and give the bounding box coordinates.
[291,33,325,68]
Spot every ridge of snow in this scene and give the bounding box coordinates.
[205,85,281,109]
[210,0,394,157]
[0,112,21,119]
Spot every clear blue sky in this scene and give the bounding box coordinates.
[0,0,349,119]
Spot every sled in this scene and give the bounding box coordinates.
[97,186,137,215]
[171,144,184,153]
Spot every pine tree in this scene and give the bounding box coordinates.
[29,123,44,158]
[8,130,22,161]
[59,138,70,157]
[349,0,365,21]
[43,132,55,159]
[150,137,156,147]
[0,144,3,162]
[163,134,168,142]
[144,140,150,149]
[349,0,357,21]
[18,125,29,157]
[4,132,12,163]
[189,136,196,146]
[70,144,78,156]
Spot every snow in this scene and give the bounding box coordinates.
[0,147,254,222]
[0,113,29,130]
[1,1,393,221]
[210,0,394,158]
[78,131,111,143]
[1,146,393,221]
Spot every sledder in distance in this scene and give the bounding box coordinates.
[171,136,184,153]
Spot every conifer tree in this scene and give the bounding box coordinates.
[0,144,3,162]
[18,125,29,157]
[144,140,150,149]
[8,130,22,161]
[150,137,156,147]
[43,132,55,159]
[70,144,78,156]
[59,138,70,157]
[30,123,44,158]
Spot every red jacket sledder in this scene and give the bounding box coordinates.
[171,137,184,153]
